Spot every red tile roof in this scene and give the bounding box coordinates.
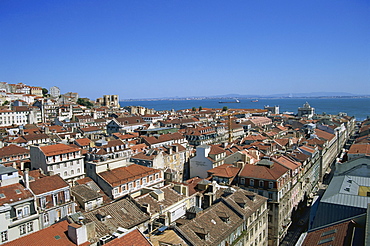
[74,138,91,147]
[348,143,370,155]
[239,162,289,180]
[0,183,33,206]
[99,164,160,187]
[40,143,81,156]
[29,175,69,195]
[275,156,301,170]
[3,220,88,246]
[302,220,356,246]
[0,145,29,158]
[143,132,185,145]
[315,129,335,141]
[207,164,241,178]
[209,145,226,155]
[104,228,152,246]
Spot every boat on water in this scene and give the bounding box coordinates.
[251,99,259,102]
[219,99,240,103]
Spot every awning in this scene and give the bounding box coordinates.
[158,226,168,232]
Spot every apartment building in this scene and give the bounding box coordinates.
[30,143,85,184]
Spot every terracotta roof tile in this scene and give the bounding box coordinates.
[0,145,29,158]
[3,220,86,246]
[29,175,69,195]
[74,138,91,147]
[348,143,370,155]
[0,183,33,206]
[40,143,81,156]
[302,220,356,246]
[99,164,160,187]
[104,228,152,246]
[207,164,241,178]
[239,161,289,180]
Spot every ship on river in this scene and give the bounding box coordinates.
[219,99,240,103]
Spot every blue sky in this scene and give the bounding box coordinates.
[1,0,369,99]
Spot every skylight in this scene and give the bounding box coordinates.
[321,229,337,237]
[318,236,335,245]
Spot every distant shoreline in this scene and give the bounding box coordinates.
[120,95,370,102]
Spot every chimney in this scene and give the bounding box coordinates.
[68,223,88,245]
[24,168,30,189]
[141,203,151,214]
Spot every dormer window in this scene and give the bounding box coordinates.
[194,227,209,241]
[259,180,264,187]
[237,202,246,208]
[217,211,230,223]
[250,179,254,186]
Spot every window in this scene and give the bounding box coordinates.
[250,179,254,186]
[56,164,60,169]
[16,208,23,219]
[113,188,118,194]
[44,213,49,225]
[240,178,245,185]
[259,180,264,187]
[121,185,126,191]
[65,190,70,202]
[27,222,33,233]
[136,180,140,187]
[155,174,159,180]
[19,224,26,235]
[40,196,46,208]
[268,192,273,200]
[269,182,273,189]
[53,194,58,206]
[77,168,81,173]
[64,163,67,167]
[1,231,8,243]
[71,170,74,175]
[142,177,147,184]
[64,171,67,177]
[23,206,29,216]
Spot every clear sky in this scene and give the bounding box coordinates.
[1,0,369,99]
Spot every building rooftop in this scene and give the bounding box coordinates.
[29,175,69,195]
[40,143,81,156]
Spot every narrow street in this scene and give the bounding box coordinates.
[280,127,357,245]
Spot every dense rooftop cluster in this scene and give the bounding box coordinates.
[0,81,367,245]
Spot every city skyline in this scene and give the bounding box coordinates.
[1,0,369,99]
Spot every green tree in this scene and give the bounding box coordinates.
[42,88,48,97]
[2,100,9,106]
[192,107,196,111]
[199,106,203,111]
[222,106,228,111]
[77,98,94,108]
